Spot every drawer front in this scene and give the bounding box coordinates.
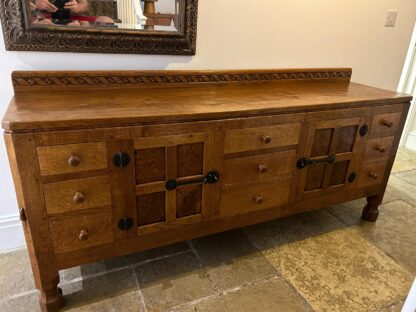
[37,142,107,176]
[357,161,388,188]
[49,211,113,253]
[219,177,291,217]
[370,112,401,137]
[224,123,301,154]
[43,176,111,215]
[222,150,296,185]
[363,136,394,161]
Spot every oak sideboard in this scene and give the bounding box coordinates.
[2,68,411,311]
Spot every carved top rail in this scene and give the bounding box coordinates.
[11,68,353,93]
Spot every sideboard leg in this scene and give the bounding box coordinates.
[362,195,381,222]
[38,277,64,312]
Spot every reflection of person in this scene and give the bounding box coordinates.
[32,0,116,27]
[35,0,88,14]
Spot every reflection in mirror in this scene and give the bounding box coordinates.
[28,0,181,31]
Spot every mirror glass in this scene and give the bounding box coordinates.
[26,0,181,32]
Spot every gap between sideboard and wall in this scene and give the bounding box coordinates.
[0,214,25,250]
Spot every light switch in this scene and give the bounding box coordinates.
[385,10,398,27]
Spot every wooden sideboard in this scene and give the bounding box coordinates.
[2,69,411,312]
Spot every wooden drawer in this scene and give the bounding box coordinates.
[49,211,114,253]
[356,161,388,188]
[219,177,291,217]
[363,136,394,161]
[43,176,111,215]
[222,150,296,185]
[370,112,401,137]
[224,123,301,154]
[37,142,107,176]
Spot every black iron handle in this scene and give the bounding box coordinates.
[113,152,130,168]
[165,171,220,191]
[297,154,336,169]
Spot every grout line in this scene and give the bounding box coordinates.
[0,289,38,303]
[133,249,192,268]
[393,173,416,188]
[168,274,314,312]
[242,228,315,312]
[131,266,148,312]
[186,240,220,292]
[59,249,192,284]
[59,265,128,286]
[0,246,26,255]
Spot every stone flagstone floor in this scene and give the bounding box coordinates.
[1,148,416,312]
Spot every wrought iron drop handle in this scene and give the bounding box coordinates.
[165,171,220,191]
[296,154,336,169]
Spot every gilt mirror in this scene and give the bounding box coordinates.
[0,0,197,54]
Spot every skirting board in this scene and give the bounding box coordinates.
[0,214,25,251]
[405,131,416,151]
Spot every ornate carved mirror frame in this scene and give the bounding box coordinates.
[0,0,197,54]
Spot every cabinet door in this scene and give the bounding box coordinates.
[133,132,215,234]
[296,117,366,200]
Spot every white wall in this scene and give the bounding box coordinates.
[1,0,416,250]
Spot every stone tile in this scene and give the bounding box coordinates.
[245,209,348,250]
[328,200,416,274]
[0,292,40,312]
[380,175,416,206]
[191,229,277,291]
[396,148,416,162]
[391,148,416,174]
[135,250,216,311]
[60,242,189,282]
[61,268,138,309]
[252,227,413,312]
[172,276,312,312]
[395,169,416,186]
[64,290,144,312]
[392,159,416,174]
[0,248,36,299]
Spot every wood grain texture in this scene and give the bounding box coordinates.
[107,140,137,240]
[11,68,352,93]
[37,142,107,176]
[2,69,411,132]
[1,69,413,312]
[43,176,111,215]
[49,210,114,253]
[224,123,301,154]
[356,160,389,188]
[363,136,394,161]
[370,112,402,137]
[219,177,292,218]
[222,150,296,185]
[297,116,366,200]
[5,134,64,311]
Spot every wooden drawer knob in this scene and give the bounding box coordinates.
[73,192,85,204]
[68,155,81,167]
[257,164,268,174]
[253,195,263,204]
[79,230,90,241]
[261,135,272,144]
[375,144,385,153]
[381,119,393,128]
[368,172,379,180]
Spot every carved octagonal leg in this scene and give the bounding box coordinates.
[38,278,64,312]
[362,195,381,222]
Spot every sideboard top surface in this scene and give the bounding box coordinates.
[2,69,411,132]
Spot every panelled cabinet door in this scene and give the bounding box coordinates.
[133,133,215,235]
[296,117,367,200]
